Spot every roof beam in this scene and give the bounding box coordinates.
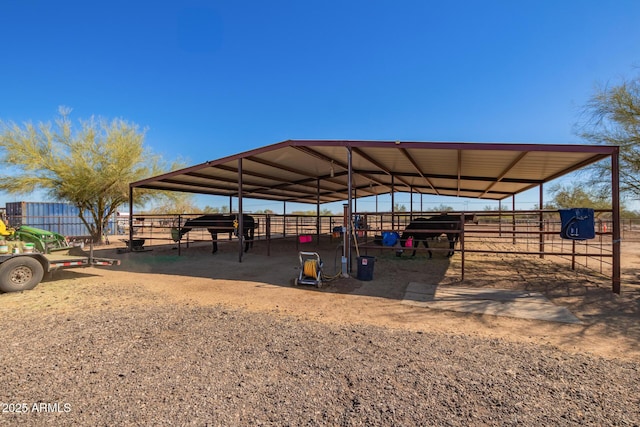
[292,146,390,188]
[246,155,317,178]
[351,147,415,189]
[457,149,462,197]
[211,163,352,198]
[399,147,439,195]
[544,155,610,182]
[196,162,334,194]
[128,140,615,206]
[478,151,529,198]
[353,169,544,185]
[181,172,327,201]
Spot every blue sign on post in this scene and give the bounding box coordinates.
[558,208,595,240]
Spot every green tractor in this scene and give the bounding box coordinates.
[11,225,70,253]
[0,217,120,293]
[1,219,69,254]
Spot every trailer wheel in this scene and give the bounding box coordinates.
[0,257,45,293]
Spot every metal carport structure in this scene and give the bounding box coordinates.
[128,140,621,292]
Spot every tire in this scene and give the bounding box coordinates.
[0,257,45,293]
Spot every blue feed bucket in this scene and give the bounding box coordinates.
[382,231,399,246]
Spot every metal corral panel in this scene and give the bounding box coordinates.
[5,202,115,237]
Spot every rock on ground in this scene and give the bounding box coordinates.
[1,303,639,426]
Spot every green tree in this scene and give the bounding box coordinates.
[393,202,407,212]
[0,108,181,242]
[546,183,639,218]
[432,204,454,212]
[291,210,316,216]
[547,183,612,210]
[253,209,276,214]
[148,192,201,215]
[202,205,230,214]
[579,73,640,199]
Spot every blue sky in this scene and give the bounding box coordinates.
[1,0,639,213]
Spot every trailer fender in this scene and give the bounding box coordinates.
[0,256,45,293]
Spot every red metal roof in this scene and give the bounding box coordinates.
[130,140,617,204]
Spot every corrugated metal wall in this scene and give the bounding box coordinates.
[5,202,116,237]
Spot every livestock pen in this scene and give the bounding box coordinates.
[114,210,624,288]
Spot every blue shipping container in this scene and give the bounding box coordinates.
[5,202,116,238]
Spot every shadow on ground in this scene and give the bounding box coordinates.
[73,236,640,354]
[93,236,454,300]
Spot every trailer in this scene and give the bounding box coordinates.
[0,217,121,293]
[0,246,120,293]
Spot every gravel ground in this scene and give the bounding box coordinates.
[1,236,640,426]
[2,300,639,426]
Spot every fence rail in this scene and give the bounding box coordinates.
[8,209,627,291]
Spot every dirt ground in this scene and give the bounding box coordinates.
[5,234,639,362]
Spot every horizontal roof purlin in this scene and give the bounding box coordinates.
[130,140,617,204]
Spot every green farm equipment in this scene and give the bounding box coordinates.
[0,218,120,293]
[10,225,69,254]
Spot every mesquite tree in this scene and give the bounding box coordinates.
[0,107,181,242]
[579,73,640,200]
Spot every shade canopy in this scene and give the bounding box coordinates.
[130,140,617,204]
